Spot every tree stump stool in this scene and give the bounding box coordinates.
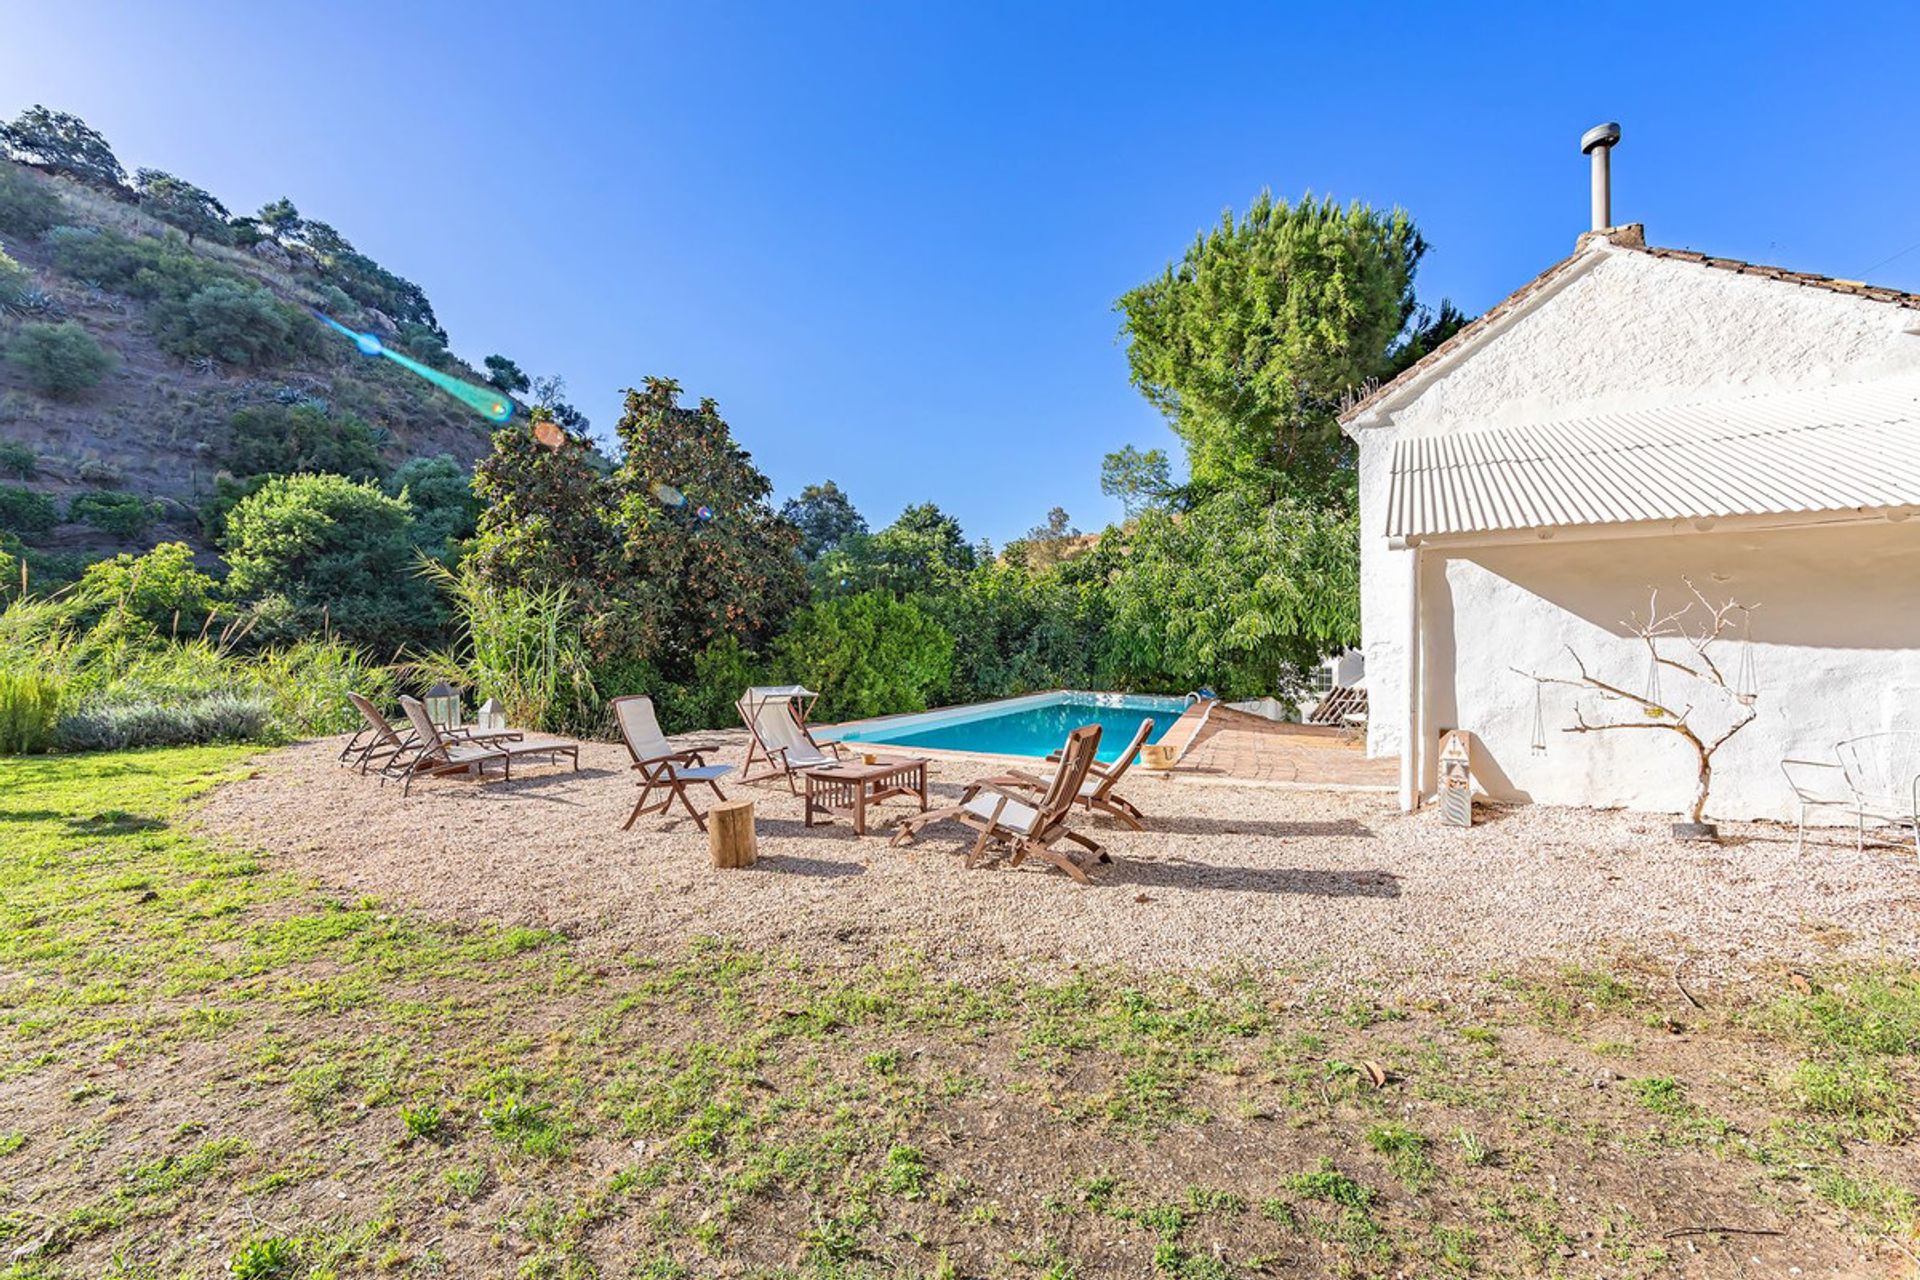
[709,799,757,869]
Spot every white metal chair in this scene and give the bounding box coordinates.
[1834,732,1920,854]
[1779,757,1854,854]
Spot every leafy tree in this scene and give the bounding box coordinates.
[774,591,954,721]
[1009,506,1081,570]
[781,480,867,561]
[816,502,977,597]
[0,163,62,236]
[220,404,385,482]
[68,490,160,539]
[928,556,1111,703]
[610,377,806,664]
[397,321,450,368]
[1384,299,1470,378]
[6,321,113,397]
[221,474,439,654]
[1103,491,1359,698]
[1117,191,1427,504]
[484,354,530,394]
[531,373,590,433]
[69,541,218,639]
[257,197,303,241]
[0,106,125,188]
[1100,444,1174,518]
[151,281,304,366]
[133,169,230,244]
[0,484,58,535]
[385,455,481,552]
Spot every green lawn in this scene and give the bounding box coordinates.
[0,749,1914,1278]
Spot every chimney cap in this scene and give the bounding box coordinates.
[1581,122,1622,154]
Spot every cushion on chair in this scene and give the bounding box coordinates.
[963,791,1039,834]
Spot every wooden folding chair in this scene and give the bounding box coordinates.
[612,694,735,831]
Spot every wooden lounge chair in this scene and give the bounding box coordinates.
[1016,716,1154,830]
[396,696,579,796]
[613,694,735,831]
[891,724,1108,883]
[341,691,521,777]
[738,688,843,790]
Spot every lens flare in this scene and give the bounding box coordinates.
[650,481,686,508]
[694,505,713,522]
[312,310,514,424]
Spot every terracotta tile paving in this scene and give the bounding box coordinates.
[1160,703,1397,788]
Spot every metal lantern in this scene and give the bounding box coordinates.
[476,697,508,732]
[424,681,461,730]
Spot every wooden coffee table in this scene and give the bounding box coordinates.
[803,757,931,836]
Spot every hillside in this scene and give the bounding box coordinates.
[0,146,520,579]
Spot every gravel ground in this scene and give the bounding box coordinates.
[194,734,1920,994]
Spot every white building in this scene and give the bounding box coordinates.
[1343,126,1920,821]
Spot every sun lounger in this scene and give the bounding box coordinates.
[395,696,579,796]
[737,686,843,790]
[341,691,522,777]
[891,724,1108,882]
[613,694,735,831]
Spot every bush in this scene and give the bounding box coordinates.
[656,634,762,733]
[70,542,217,639]
[0,164,61,236]
[68,489,159,538]
[774,591,953,721]
[54,691,271,751]
[223,404,384,482]
[0,484,57,535]
[0,669,60,752]
[6,320,113,397]
[152,280,301,367]
[222,473,438,654]
[0,440,36,480]
[385,454,478,551]
[0,243,31,305]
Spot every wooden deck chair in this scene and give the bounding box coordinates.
[1016,716,1153,830]
[396,697,580,796]
[891,724,1108,883]
[613,694,735,831]
[738,690,843,790]
[342,691,522,776]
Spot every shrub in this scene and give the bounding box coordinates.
[67,490,159,538]
[656,633,762,733]
[222,473,438,654]
[53,691,271,751]
[152,280,301,367]
[0,164,62,236]
[385,454,478,550]
[0,243,31,305]
[774,591,953,721]
[223,403,384,481]
[0,484,58,535]
[0,669,60,752]
[0,440,36,479]
[6,320,114,397]
[70,542,218,639]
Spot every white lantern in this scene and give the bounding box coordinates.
[476,698,508,732]
[424,681,461,730]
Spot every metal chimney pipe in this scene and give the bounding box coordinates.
[1580,122,1622,231]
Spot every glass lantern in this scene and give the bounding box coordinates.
[476,698,508,732]
[424,681,461,730]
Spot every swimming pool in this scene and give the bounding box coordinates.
[831,691,1186,764]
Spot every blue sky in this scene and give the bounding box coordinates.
[5,2,1918,544]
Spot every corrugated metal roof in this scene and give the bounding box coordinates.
[1385,375,1920,539]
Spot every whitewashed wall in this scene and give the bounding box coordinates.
[1423,522,1920,822]
[1355,242,1920,788]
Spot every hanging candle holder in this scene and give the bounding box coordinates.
[1642,641,1663,713]
[1734,607,1760,706]
[1530,681,1548,755]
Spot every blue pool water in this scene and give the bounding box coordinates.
[833,692,1185,764]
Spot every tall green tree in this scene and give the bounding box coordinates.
[775,591,954,721]
[0,106,125,188]
[611,377,806,663]
[484,354,530,394]
[133,169,230,244]
[1117,191,1427,505]
[781,480,867,561]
